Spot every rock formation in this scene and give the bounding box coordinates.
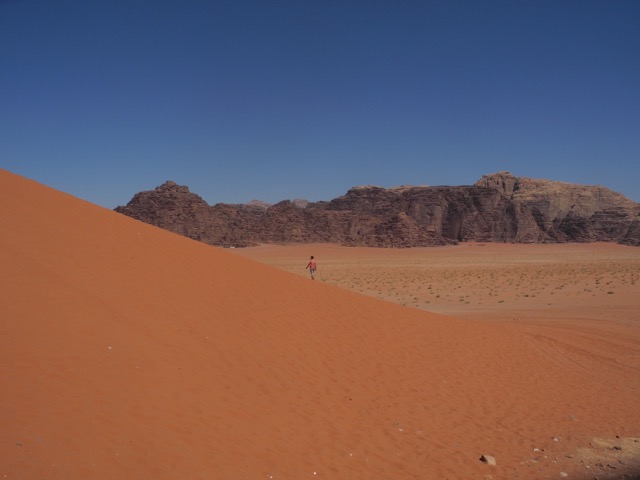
[114,172,640,247]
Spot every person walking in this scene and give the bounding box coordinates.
[305,255,317,280]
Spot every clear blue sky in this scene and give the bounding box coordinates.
[2,0,639,208]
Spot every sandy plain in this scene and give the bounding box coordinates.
[233,242,640,478]
[2,168,640,480]
[231,242,640,323]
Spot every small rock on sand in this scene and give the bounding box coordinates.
[480,454,497,466]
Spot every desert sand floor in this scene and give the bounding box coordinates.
[3,168,640,480]
[231,242,640,324]
[234,242,640,478]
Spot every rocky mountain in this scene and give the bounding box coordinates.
[114,172,640,247]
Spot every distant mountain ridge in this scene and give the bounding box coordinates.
[114,172,640,247]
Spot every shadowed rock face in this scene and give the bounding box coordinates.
[115,172,640,247]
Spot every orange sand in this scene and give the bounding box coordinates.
[232,242,640,322]
[2,169,639,479]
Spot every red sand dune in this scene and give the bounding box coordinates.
[1,169,639,479]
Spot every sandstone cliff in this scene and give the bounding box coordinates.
[114,172,640,247]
